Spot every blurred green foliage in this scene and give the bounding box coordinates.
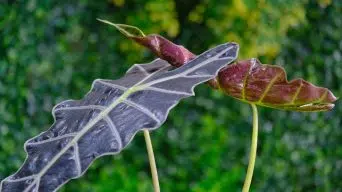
[0,0,341,191]
[188,0,307,58]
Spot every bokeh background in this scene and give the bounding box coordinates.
[0,0,341,191]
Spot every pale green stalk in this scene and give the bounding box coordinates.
[144,129,160,192]
[242,104,258,192]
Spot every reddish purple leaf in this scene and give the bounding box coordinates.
[217,59,337,111]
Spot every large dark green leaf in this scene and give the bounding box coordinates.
[0,43,239,192]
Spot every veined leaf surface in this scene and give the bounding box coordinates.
[0,43,239,192]
[217,59,337,111]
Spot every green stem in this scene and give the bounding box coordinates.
[143,129,160,192]
[242,104,258,192]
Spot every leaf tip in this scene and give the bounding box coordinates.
[97,19,145,38]
[96,18,105,22]
[212,42,240,62]
[326,90,338,103]
[228,42,240,59]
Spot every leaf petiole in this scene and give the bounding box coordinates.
[143,129,160,192]
[242,104,258,192]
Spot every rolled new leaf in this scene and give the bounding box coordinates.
[97,19,225,89]
[103,21,337,112]
[97,19,195,68]
[0,43,239,192]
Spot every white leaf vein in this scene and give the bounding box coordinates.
[54,105,105,113]
[123,99,160,124]
[73,144,82,175]
[23,179,37,192]
[26,133,77,146]
[96,80,128,91]
[145,86,192,96]
[5,175,36,183]
[184,74,215,78]
[140,45,235,88]
[135,65,149,76]
[104,116,123,149]
[33,178,40,192]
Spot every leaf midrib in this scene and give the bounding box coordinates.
[23,44,234,191]
[24,88,136,191]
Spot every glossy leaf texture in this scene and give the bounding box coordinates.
[103,20,337,112]
[0,43,239,192]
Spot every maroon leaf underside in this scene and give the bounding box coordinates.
[217,59,337,111]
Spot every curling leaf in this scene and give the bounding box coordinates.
[217,59,337,111]
[105,21,337,112]
[0,43,239,192]
[97,19,195,68]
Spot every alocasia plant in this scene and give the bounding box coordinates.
[0,42,239,191]
[97,20,337,192]
[1,18,337,192]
